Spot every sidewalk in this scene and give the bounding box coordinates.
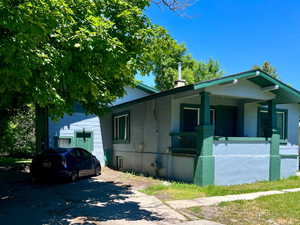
[166,187,300,209]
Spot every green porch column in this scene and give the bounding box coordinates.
[268,100,280,181]
[194,92,215,186]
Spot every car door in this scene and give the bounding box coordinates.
[69,148,83,174]
[78,148,94,176]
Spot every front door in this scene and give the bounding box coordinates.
[74,130,93,153]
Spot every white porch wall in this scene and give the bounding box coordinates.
[244,103,259,137]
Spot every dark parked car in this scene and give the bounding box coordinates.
[31,147,101,182]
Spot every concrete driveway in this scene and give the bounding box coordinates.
[0,167,188,225]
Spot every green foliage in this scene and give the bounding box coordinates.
[0,105,35,157]
[144,31,224,90]
[253,61,278,78]
[0,0,164,118]
[0,157,32,166]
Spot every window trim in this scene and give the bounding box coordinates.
[112,111,130,144]
[257,107,288,140]
[180,104,215,132]
[55,136,73,148]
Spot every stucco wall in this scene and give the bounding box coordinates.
[213,141,299,186]
[280,146,299,178]
[113,96,172,175]
[213,141,270,185]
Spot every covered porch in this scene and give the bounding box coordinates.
[169,71,300,186]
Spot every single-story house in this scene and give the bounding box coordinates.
[49,70,300,186]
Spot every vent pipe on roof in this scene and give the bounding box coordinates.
[174,62,186,88]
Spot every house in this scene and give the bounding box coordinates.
[48,83,159,166]
[49,70,300,186]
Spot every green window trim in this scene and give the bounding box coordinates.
[257,107,288,140]
[180,104,215,132]
[112,111,130,144]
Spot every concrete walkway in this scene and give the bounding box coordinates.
[166,187,300,209]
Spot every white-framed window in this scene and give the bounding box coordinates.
[181,106,215,132]
[58,137,72,148]
[258,109,287,140]
[113,112,130,143]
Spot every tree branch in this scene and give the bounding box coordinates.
[152,0,195,11]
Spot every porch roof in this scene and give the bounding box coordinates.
[112,69,300,109]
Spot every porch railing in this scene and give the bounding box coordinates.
[169,133,288,154]
[170,132,197,154]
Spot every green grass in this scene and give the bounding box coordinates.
[141,176,300,200]
[0,157,32,166]
[188,191,300,225]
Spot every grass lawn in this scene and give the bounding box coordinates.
[187,191,300,225]
[0,157,32,166]
[141,176,300,200]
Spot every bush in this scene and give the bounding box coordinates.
[0,105,35,158]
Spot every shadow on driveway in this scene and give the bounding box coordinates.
[0,168,163,225]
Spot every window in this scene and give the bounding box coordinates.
[181,105,215,132]
[113,112,130,143]
[258,108,287,140]
[57,137,72,148]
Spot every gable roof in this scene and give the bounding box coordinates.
[112,70,300,109]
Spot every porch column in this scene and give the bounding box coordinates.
[194,92,214,186]
[268,100,280,181]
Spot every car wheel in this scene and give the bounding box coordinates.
[70,171,79,182]
[94,166,101,176]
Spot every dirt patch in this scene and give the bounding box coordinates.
[99,167,161,190]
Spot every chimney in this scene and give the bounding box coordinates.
[174,62,186,88]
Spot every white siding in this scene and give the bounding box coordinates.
[48,113,105,165]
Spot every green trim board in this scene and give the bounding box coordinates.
[136,82,159,94]
[112,111,130,144]
[280,154,299,159]
[111,69,300,110]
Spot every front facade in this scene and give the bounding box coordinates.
[48,70,300,186]
[105,70,300,186]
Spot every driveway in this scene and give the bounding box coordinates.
[0,167,187,225]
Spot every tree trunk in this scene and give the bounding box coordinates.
[35,105,49,153]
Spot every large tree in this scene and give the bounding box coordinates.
[147,31,223,90]
[253,61,278,78]
[0,0,168,122]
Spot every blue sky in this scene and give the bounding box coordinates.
[137,0,300,89]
